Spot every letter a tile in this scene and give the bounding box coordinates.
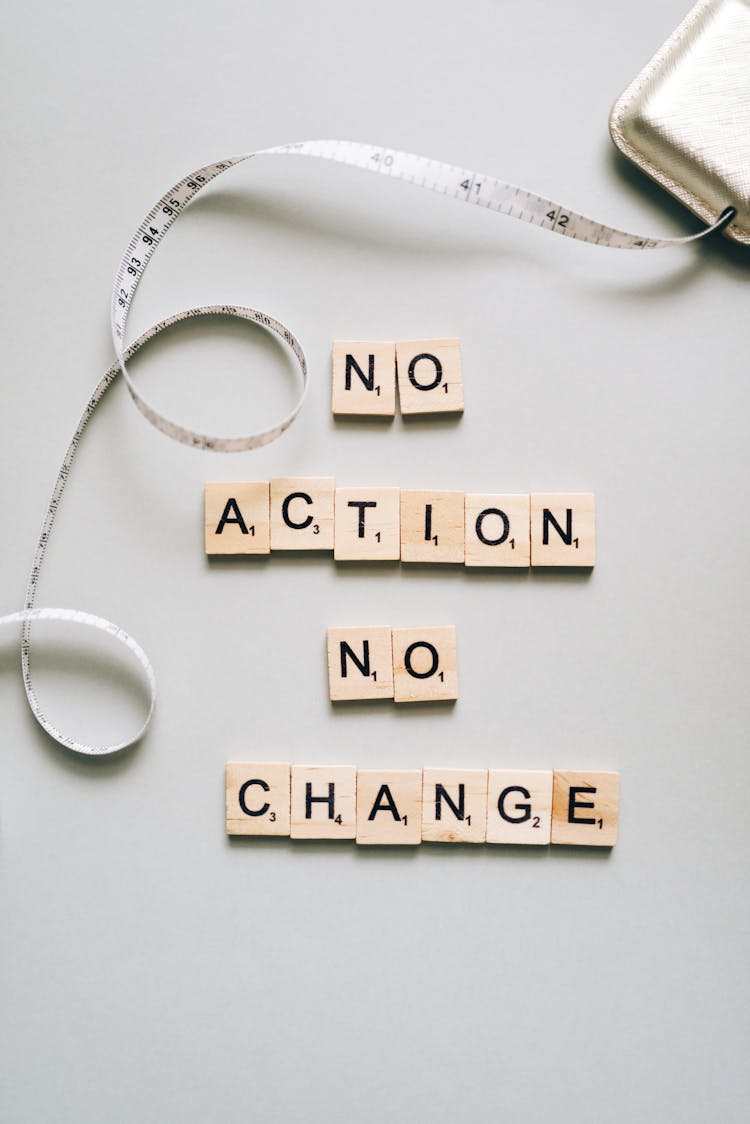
[356,770,422,845]
[205,482,270,555]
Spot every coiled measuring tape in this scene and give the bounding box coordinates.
[0,139,736,757]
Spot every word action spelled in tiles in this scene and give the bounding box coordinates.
[205,481,595,568]
[226,765,620,847]
[327,626,458,703]
[332,339,464,416]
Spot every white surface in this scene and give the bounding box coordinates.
[1,1,749,1121]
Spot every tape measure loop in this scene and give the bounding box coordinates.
[118,305,309,453]
[2,608,156,757]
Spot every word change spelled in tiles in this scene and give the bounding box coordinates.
[227,765,619,847]
[327,625,457,703]
[331,341,396,416]
[270,477,335,551]
[206,482,596,567]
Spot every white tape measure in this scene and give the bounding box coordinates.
[1,139,736,757]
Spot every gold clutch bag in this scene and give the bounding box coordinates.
[610,0,750,245]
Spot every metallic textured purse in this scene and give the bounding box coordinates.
[610,0,750,244]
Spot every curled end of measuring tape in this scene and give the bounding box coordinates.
[1,608,157,757]
[119,305,309,454]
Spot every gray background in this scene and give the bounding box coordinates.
[2,1,749,1120]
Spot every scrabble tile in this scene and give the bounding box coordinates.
[356,770,422,845]
[392,626,458,703]
[551,771,619,847]
[327,627,394,701]
[332,341,396,416]
[530,493,595,567]
[400,490,465,564]
[205,482,270,555]
[226,762,290,836]
[421,768,488,843]
[396,338,464,415]
[486,770,553,844]
[290,766,357,840]
[465,493,531,568]
[333,487,400,561]
[270,477,335,551]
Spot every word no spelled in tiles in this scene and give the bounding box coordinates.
[205,480,595,568]
[332,339,464,416]
[227,765,620,847]
[327,626,458,703]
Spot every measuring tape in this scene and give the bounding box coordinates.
[1,139,736,757]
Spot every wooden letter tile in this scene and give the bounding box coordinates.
[392,626,458,703]
[530,493,595,567]
[205,482,270,555]
[396,338,464,415]
[290,765,357,840]
[327,626,394,701]
[421,768,488,843]
[400,490,465,564]
[332,341,396,416]
[551,771,619,846]
[270,477,335,551]
[333,487,400,561]
[226,762,290,836]
[356,770,422,845]
[486,770,553,844]
[465,493,530,567]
